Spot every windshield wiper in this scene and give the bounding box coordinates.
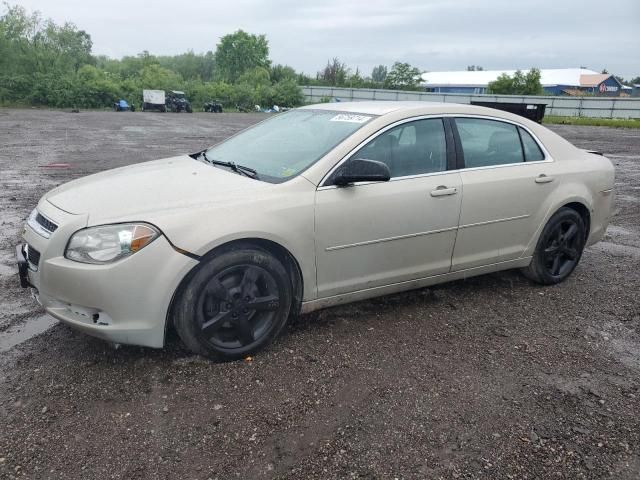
[199,151,258,179]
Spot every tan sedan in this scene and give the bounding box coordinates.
[16,102,615,359]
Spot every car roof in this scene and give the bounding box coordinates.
[299,101,541,126]
[299,100,519,117]
[299,101,440,115]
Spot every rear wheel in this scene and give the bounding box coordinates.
[523,207,586,285]
[173,246,293,360]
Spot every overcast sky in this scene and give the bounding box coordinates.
[11,0,640,78]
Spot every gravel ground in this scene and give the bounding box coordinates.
[0,109,638,480]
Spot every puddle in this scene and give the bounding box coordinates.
[610,338,640,371]
[0,263,16,276]
[0,315,58,353]
[591,241,640,258]
[606,225,635,236]
[616,194,640,204]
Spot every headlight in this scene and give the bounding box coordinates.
[65,223,160,264]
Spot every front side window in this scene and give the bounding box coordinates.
[205,110,375,183]
[455,118,524,168]
[350,118,447,178]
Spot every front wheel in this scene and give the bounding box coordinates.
[522,207,586,285]
[173,246,293,360]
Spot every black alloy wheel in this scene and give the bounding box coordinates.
[523,207,586,285]
[173,246,293,360]
[543,219,581,277]
[197,265,280,349]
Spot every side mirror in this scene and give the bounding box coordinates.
[333,158,391,186]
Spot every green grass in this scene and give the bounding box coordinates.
[543,116,640,129]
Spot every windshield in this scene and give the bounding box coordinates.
[204,109,375,183]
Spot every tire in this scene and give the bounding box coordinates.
[173,246,293,360]
[522,207,586,285]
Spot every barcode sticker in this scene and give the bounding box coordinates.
[330,114,372,123]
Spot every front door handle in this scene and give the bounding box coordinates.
[535,174,554,184]
[430,186,457,197]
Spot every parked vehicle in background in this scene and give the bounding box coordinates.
[166,91,193,113]
[141,90,166,112]
[16,102,614,360]
[113,99,135,112]
[203,100,223,113]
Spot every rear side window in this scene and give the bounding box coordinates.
[455,118,524,168]
[518,127,545,161]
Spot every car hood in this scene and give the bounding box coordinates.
[45,155,270,223]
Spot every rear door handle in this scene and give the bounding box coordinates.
[535,174,554,184]
[430,186,457,197]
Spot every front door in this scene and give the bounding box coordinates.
[314,117,463,298]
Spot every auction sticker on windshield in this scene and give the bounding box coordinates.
[330,114,372,123]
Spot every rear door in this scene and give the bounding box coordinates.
[450,116,554,271]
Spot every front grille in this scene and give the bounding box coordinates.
[36,213,58,233]
[27,245,41,268]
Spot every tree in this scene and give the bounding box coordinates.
[0,3,305,110]
[0,3,98,105]
[158,50,215,81]
[371,65,387,84]
[522,68,544,95]
[467,65,484,71]
[73,64,118,107]
[488,73,514,93]
[237,66,271,88]
[318,57,348,86]
[384,62,421,90]
[138,64,183,91]
[214,30,270,83]
[630,76,640,85]
[271,79,304,107]
[487,68,544,95]
[270,64,297,83]
[48,23,93,72]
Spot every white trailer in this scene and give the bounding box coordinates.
[141,90,166,112]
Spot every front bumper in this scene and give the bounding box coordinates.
[18,201,198,348]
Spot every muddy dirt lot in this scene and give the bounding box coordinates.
[0,109,638,479]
